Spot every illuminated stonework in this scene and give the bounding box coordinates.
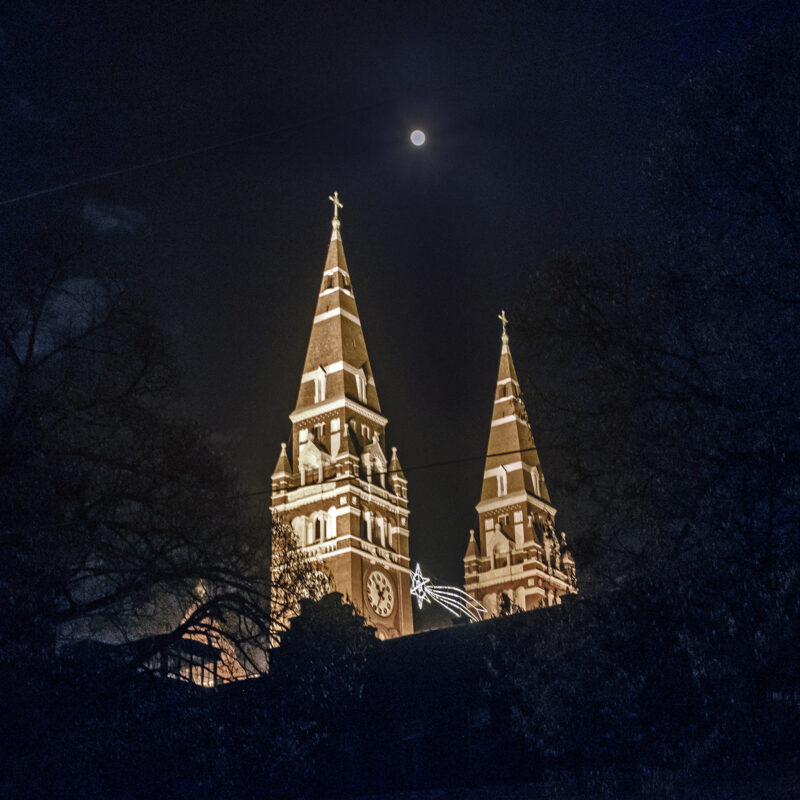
[463,312,577,615]
[270,194,413,639]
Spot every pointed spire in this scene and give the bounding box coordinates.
[464,528,479,559]
[479,313,550,504]
[293,193,382,415]
[388,446,405,480]
[271,442,291,478]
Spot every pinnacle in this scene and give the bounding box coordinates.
[464,529,479,559]
[271,441,292,478]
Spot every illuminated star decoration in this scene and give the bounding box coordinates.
[410,563,487,623]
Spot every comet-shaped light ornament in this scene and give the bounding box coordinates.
[410,564,487,623]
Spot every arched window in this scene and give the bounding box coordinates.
[496,468,508,496]
[301,518,312,546]
[355,372,367,402]
[531,466,540,496]
[313,369,326,403]
[375,517,386,548]
[493,543,509,569]
[363,511,373,542]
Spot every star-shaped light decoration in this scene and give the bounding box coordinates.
[410,563,431,609]
[409,563,487,623]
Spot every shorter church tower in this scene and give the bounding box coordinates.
[270,194,413,639]
[464,312,577,615]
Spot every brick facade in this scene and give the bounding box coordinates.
[270,207,413,639]
[464,320,577,614]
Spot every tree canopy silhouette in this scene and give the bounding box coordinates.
[0,224,317,676]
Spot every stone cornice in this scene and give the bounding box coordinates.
[475,490,556,517]
[290,395,388,428]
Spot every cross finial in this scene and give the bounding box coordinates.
[329,191,343,218]
[498,309,509,345]
[328,191,343,237]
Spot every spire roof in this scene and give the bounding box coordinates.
[464,529,479,559]
[388,445,405,480]
[479,313,550,505]
[293,193,381,415]
[271,442,291,477]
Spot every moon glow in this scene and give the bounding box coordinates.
[410,129,426,146]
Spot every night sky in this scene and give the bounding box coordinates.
[1,1,792,619]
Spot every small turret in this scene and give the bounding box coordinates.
[388,446,408,498]
[464,528,479,559]
[271,442,292,490]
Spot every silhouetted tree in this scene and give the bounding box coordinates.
[0,224,318,678]
[513,25,800,770]
[268,593,377,795]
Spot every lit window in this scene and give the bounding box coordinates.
[486,518,494,530]
[299,429,308,443]
[331,418,341,433]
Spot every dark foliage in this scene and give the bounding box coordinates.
[512,22,800,777]
[0,224,276,675]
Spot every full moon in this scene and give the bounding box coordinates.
[410,129,426,146]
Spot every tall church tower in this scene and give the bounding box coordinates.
[270,194,413,639]
[464,312,577,615]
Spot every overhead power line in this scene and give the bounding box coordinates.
[239,444,540,501]
[2,444,543,534]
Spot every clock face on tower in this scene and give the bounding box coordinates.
[365,569,395,617]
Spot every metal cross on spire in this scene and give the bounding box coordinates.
[328,191,343,236]
[329,191,343,218]
[498,309,509,345]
